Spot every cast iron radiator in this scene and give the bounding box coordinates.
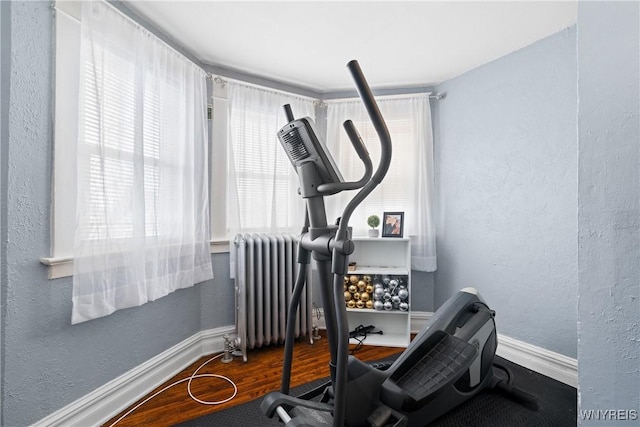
[233,233,313,362]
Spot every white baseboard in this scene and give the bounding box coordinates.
[33,325,236,427]
[495,334,577,388]
[318,309,577,388]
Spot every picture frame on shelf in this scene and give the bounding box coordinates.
[382,212,404,237]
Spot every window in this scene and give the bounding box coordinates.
[77,46,173,242]
[211,80,317,239]
[50,1,212,323]
[325,95,436,271]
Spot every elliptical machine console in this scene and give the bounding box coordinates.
[261,60,536,427]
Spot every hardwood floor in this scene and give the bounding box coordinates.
[103,332,403,427]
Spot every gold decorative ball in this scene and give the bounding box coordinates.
[360,292,370,302]
[347,299,356,308]
[344,291,352,301]
[357,280,366,291]
[348,284,357,294]
[356,300,365,309]
[366,300,374,309]
[365,284,374,293]
[349,275,359,284]
[353,292,361,301]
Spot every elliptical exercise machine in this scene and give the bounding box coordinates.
[261,60,536,427]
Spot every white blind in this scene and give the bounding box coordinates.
[326,95,437,271]
[78,49,180,241]
[333,115,415,210]
[227,82,316,234]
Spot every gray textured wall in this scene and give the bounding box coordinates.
[1,2,8,425]
[577,2,640,424]
[0,2,232,426]
[432,27,578,358]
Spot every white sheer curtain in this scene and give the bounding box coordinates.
[72,0,213,324]
[325,95,437,271]
[226,82,316,236]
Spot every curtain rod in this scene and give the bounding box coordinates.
[209,74,445,101]
[208,75,319,102]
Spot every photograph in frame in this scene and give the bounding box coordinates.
[382,212,404,237]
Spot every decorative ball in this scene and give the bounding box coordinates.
[391,295,401,305]
[374,300,384,310]
[363,275,372,283]
[374,288,385,300]
[344,291,352,301]
[357,280,366,291]
[383,301,393,311]
[349,275,359,284]
[383,292,392,302]
[347,299,356,308]
[348,284,357,293]
[360,292,370,302]
[344,276,349,284]
[373,282,383,290]
[353,292,361,301]
[356,300,365,309]
[383,277,390,286]
[366,300,374,309]
[399,302,409,311]
[389,279,399,288]
[398,289,409,301]
[365,284,374,294]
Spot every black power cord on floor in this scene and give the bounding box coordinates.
[349,324,383,355]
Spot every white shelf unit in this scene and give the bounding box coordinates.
[345,237,411,348]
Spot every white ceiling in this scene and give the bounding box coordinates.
[124,1,578,93]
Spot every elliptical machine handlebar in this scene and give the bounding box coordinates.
[334,61,392,240]
[316,118,373,194]
[346,60,392,186]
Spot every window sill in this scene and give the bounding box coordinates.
[40,256,74,279]
[41,241,231,279]
[209,240,230,254]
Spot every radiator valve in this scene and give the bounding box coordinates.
[312,324,321,340]
[221,334,234,363]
